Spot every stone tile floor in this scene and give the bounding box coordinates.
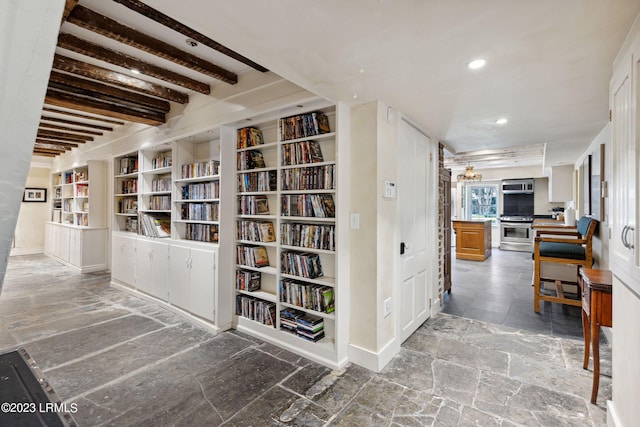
[0,254,610,426]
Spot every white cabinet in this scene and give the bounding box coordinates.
[45,223,106,273]
[548,165,574,202]
[135,238,169,301]
[111,232,136,285]
[169,244,216,321]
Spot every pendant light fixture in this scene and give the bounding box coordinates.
[457,164,482,182]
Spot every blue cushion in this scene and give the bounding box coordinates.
[538,241,586,260]
[577,216,596,237]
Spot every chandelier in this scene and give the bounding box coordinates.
[457,165,482,182]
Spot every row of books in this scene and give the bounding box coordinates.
[75,184,89,197]
[236,269,261,292]
[236,244,269,268]
[151,177,171,192]
[237,171,277,193]
[148,195,171,211]
[279,279,335,314]
[281,194,335,218]
[281,165,335,191]
[140,214,170,238]
[236,220,276,242]
[237,150,266,171]
[279,112,331,141]
[76,213,88,226]
[125,217,138,232]
[280,308,325,342]
[185,223,219,243]
[117,197,137,214]
[281,223,335,251]
[236,294,275,327]
[54,187,62,198]
[151,151,172,169]
[238,195,270,215]
[180,182,219,200]
[119,179,138,195]
[181,159,219,179]
[119,157,138,175]
[281,140,324,165]
[281,251,323,279]
[75,170,88,182]
[180,202,218,221]
[63,171,74,184]
[237,127,264,149]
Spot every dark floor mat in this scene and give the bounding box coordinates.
[0,348,76,427]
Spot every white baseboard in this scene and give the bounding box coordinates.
[10,247,44,256]
[348,338,399,372]
[607,400,622,427]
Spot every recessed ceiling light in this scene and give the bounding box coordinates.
[131,68,140,75]
[468,59,486,70]
[495,118,508,125]
[185,38,198,48]
[353,93,358,99]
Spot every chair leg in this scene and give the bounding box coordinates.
[555,280,564,299]
[534,258,541,313]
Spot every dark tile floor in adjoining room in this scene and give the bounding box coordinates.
[443,247,587,339]
[0,254,610,426]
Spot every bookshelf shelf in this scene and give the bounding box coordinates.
[143,166,172,175]
[280,302,335,320]
[280,245,336,255]
[236,289,277,303]
[174,175,220,184]
[236,264,278,275]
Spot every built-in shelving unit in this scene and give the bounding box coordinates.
[231,102,344,366]
[45,160,107,272]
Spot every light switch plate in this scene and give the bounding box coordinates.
[350,213,360,229]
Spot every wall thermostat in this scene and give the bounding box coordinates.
[384,180,396,198]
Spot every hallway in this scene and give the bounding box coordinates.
[0,255,609,426]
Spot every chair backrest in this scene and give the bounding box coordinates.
[577,216,598,239]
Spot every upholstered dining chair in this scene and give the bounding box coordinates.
[532,216,599,313]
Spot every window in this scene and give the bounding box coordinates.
[463,183,499,223]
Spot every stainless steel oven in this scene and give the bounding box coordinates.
[499,217,534,252]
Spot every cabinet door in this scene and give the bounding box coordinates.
[58,226,71,262]
[112,234,136,285]
[148,240,169,301]
[610,57,637,279]
[189,247,216,321]
[168,245,191,311]
[68,229,82,267]
[44,224,54,255]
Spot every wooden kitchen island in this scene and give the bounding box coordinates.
[453,219,492,261]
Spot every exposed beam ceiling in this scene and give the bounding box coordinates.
[34,0,268,156]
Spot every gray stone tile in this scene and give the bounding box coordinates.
[433,336,509,375]
[458,406,501,426]
[195,347,298,420]
[509,383,590,423]
[24,315,164,370]
[282,364,332,396]
[379,349,434,392]
[45,322,211,398]
[311,365,374,412]
[8,307,130,343]
[431,359,479,406]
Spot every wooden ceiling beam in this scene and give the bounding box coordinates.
[61,0,79,24]
[42,107,125,125]
[67,6,238,84]
[46,89,165,126]
[49,70,171,114]
[34,147,66,154]
[35,143,71,151]
[53,54,188,104]
[58,33,209,95]
[35,138,79,148]
[33,152,58,158]
[41,115,114,132]
[37,129,92,142]
[39,122,103,136]
[112,0,268,73]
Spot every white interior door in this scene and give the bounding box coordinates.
[398,119,431,342]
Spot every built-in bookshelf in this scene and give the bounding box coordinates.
[173,137,221,244]
[50,162,105,227]
[114,152,139,233]
[139,146,172,238]
[233,104,339,355]
[46,160,107,273]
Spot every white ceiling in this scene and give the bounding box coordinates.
[137,1,639,168]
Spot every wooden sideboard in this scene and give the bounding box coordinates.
[452,219,492,261]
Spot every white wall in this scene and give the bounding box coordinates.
[11,163,52,255]
[0,0,65,291]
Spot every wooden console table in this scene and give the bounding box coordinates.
[579,267,612,404]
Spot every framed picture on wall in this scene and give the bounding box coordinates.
[23,188,47,202]
[583,155,592,216]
